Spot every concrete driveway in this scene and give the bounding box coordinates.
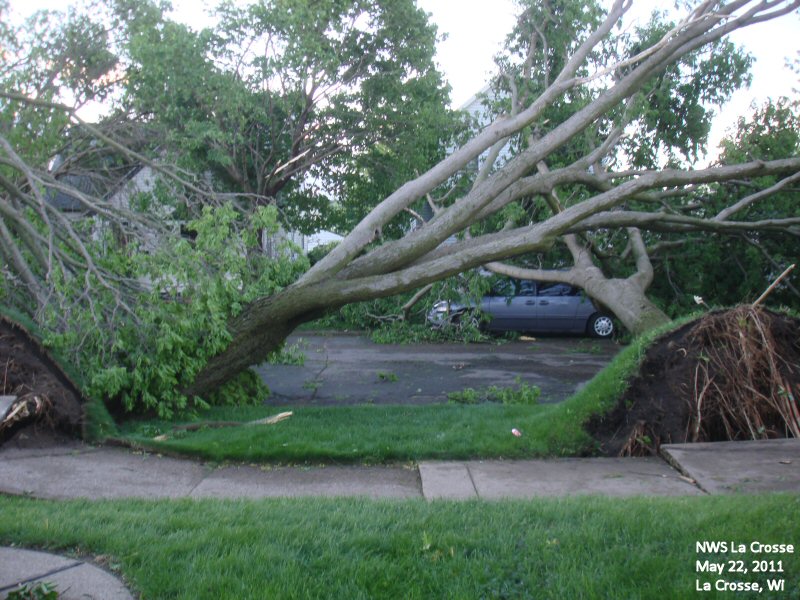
[255,332,620,406]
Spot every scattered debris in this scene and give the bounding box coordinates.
[168,411,294,434]
[251,411,293,425]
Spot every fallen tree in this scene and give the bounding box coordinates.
[186,0,800,397]
[2,1,800,410]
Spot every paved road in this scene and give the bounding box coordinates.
[255,332,620,406]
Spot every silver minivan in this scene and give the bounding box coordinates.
[428,279,614,338]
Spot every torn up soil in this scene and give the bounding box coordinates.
[587,306,800,456]
[0,314,86,447]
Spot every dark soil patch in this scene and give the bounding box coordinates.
[0,314,85,447]
[587,307,800,456]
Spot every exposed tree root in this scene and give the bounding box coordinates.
[587,307,800,456]
[0,315,85,446]
[0,395,52,434]
[685,306,800,442]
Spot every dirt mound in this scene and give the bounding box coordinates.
[0,314,86,446]
[587,306,800,456]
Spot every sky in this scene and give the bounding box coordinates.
[7,0,800,158]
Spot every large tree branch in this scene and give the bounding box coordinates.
[299,0,633,285]
[483,262,582,286]
[284,162,800,309]
[405,157,800,272]
[626,227,654,291]
[326,2,796,283]
[0,217,47,309]
[714,170,800,220]
[570,211,800,234]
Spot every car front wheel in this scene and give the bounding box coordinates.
[588,314,614,338]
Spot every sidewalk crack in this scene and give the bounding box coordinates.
[0,561,83,593]
[464,463,479,498]
[186,465,214,497]
[657,449,710,495]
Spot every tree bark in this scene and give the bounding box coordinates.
[486,228,670,335]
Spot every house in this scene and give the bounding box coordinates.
[457,84,514,174]
[45,159,341,259]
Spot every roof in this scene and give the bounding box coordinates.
[44,166,143,212]
[44,174,103,211]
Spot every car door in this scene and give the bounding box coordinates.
[534,283,583,332]
[484,280,537,331]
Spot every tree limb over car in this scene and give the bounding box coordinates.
[2,0,798,407]
[186,1,800,396]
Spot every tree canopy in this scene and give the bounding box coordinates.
[114,0,460,233]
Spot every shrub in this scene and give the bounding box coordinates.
[41,204,308,417]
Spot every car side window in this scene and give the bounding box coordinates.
[518,281,537,296]
[538,283,574,297]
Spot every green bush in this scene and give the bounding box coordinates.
[306,240,339,266]
[41,204,308,418]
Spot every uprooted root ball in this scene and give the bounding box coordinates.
[587,307,800,456]
[0,315,85,445]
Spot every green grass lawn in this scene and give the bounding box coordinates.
[119,403,592,463]
[117,320,686,463]
[7,315,798,599]
[1,494,797,599]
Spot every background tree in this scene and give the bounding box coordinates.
[113,0,461,234]
[648,98,800,312]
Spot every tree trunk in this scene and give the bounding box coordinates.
[486,228,671,336]
[581,274,670,335]
[575,229,670,335]
[184,287,322,398]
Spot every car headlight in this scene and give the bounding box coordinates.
[431,301,449,313]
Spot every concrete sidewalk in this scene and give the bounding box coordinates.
[0,438,797,501]
[0,547,132,600]
[0,438,797,599]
